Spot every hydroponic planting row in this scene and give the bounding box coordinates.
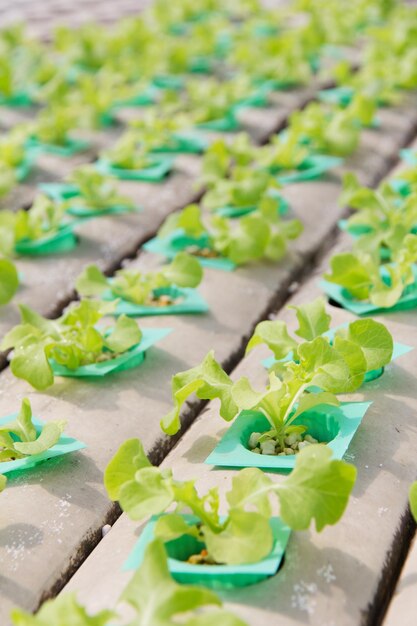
[1,0,417,625]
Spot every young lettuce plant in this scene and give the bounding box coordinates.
[340,173,417,256]
[256,129,311,173]
[0,474,5,492]
[11,195,68,245]
[231,30,313,86]
[101,132,154,171]
[288,102,361,157]
[324,233,417,308]
[158,201,302,266]
[0,126,31,170]
[30,105,78,147]
[68,70,134,129]
[128,111,193,153]
[105,439,356,566]
[202,166,282,212]
[163,75,255,125]
[0,398,66,463]
[0,166,17,199]
[1,300,142,390]
[200,133,258,186]
[76,252,203,306]
[66,166,134,212]
[160,329,368,453]
[10,539,246,626]
[247,296,393,376]
[0,256,19,305]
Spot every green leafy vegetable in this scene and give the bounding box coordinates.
[67,166,134,212]
[105,439,356,565]
[200,133,257,186]
[0,474,6,492]
[202,166,282,212]
[11,539,246,626]
[101,132,154,171]
[409,481,417,522]
[31,105,78,146]
[324,233,417,307]
[0,257,19,305]
[231,30,313,86]
[247,296,393,371]
[161,350,237,435]
[158,201,302,266]
[1,301,142,390]
[0,398,65,462]
[0,126,30,169]
[162,75,254,125]
[340,172,417,256]
[76,252,203,305]
[162,308,390,450]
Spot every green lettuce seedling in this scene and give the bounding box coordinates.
[0,167,16,199]
[200,133,257,185]
[256,129,311,172]
[0,398,65,463]
[0,195,70,248]
[10,539,246,626]
[324,233,417,308]
[1,300,142,390]
[231,29,313,85]
[101,132,154,171]
[0,474,5,492]
[128,111,193,152]
[105,438,356,565]
[0,257,19,305]
[160,323,372,448]
[163,75,254,125]
[53,23,113,72]
[159,202,302,266]
[76,252,203,305]
[67,166,134,212]
[340,172,417,255]
[289,102,361,157]
[247,296,394,370]
[30,105,78,147]
[0,126,31,170]
[68,70,134,129]
[202,166,282,212]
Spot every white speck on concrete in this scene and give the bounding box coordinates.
[291,580,317,614]
[102,524,111,537]
[317,564,336,583]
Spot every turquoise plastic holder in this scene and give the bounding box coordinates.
[15,223,80,256]
[144,229,236,271]
[95,156,174,182]
[102,286,208,317]
[205,402,372,471]
[50,328,171,378]
[275,154,343,185]
[320,270,417,316]
[124,514,291,589]
[25,136,90,157]
[0,413,85,475]
[318,86,355,107]
[400,149,417,166]
[214,193,289,219]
